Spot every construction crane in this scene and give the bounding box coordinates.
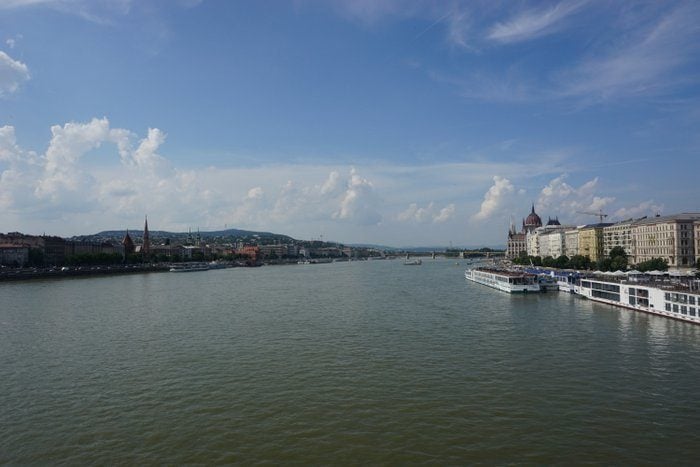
[577,209,609,223]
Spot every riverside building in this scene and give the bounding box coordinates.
[603,219,637,257]
[630,213,700,267]
[564,229,580,257]
[506,205,542,259]
[506,205,700,270]
[527,219,574,259]
[577,223,612,263]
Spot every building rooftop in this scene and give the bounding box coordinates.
[580,223,614,229]
[632,213,700,225]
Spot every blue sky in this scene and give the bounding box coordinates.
[1,0,699,246]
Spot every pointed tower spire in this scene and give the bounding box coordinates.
[122,229,135,258]
[143,215,150,256]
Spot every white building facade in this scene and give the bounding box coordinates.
[603,220,635,257]
[564,229,579,257]
[630,214,700,267]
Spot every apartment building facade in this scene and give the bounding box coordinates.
[578,224,612,263]
[564,229,579,257]
[631,214,700,267]
[603,220,635,257]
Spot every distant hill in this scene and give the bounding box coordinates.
[72,228,296,244]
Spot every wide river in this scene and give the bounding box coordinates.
[2,259,700,464]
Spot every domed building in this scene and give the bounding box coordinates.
[506,204,544,259]
[523,204,543,233]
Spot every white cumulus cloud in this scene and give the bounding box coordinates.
[434,204,455,223]
[473,175,515,220]
[131,128,166,170]
[0,125,21,162]
[321,170,341,195]
[246,186,264,200]
[333,168,382,225]
[0,50,30,97]
[0,117,175,220]
[537,174,615,222]
[613,201,664,220]
[398,202,455,224]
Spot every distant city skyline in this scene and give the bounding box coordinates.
[1,1,699,246]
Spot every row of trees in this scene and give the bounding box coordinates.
[511,246,670,272]
[511,254,593,270]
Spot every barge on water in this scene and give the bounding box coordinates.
[465,267,541,293]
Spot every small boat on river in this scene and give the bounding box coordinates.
[404,255,422,266]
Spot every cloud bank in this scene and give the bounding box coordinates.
[0,118,388,238]
[0,118,670,246]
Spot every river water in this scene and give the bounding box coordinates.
[2,259,699,464]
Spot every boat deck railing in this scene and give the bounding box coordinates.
[470,267,536,278]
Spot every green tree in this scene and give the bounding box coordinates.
[555,255,570,269]
[610,256,628,271]
[607,246,628,271]
[636,257,669,272]
[597,257,613,272]
[27,248,45,267]
[569,255,591,270]
[608,246,627,259]
[191,251,205,262]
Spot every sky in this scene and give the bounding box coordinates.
[1,0,699,247]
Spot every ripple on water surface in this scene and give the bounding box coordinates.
[1,260,700,463]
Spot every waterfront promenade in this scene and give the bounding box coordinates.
[0,264,171,281]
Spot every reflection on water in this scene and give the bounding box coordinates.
[1,259,700,464]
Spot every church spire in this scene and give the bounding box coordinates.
[142,215,150,256]
[122,229,135,259]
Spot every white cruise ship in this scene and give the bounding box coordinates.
[464,267,541,293]
[576,278,700,325]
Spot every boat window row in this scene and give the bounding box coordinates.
[472,272,499,286]
[628,288,649,298]
[473,271,534,286]
[664,292,697,305]
[510,277,535,285]
[592,290,621,302]
[581,281,620,293]
[628,296,650,307]
[665,303,698,317]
